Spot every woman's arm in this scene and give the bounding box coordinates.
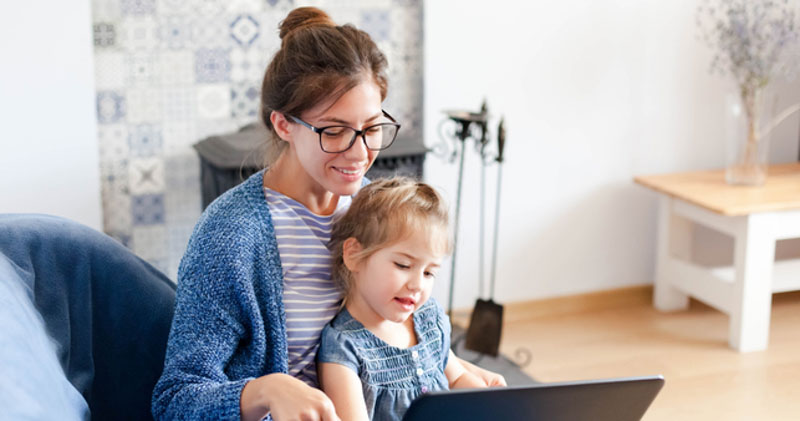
[444,350,490,389]
[318,362,370,421]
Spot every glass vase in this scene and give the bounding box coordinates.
[724,87,776,186]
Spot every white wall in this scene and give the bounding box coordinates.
[424,0,800,309]
[0,0,102,230]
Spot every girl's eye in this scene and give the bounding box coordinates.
[394,262,410,269]
[424,271,436,278]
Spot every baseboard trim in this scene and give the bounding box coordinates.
[453,285,654,324]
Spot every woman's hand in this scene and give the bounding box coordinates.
[457,357,508,387]
[241,373,341,421]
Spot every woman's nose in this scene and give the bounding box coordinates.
[342,135,369,160]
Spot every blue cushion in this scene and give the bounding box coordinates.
[0,252,89,420]
[0,214,176,420]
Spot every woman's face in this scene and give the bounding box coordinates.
[290,81,384,197]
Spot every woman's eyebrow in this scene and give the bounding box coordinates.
[320,111,383,126]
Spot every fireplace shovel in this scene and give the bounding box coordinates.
[464,117,506,357]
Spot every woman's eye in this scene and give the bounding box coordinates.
[424,271,436,278]
[394,262,410,269]
[323,128,346,136]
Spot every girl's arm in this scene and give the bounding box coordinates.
[456,356,508,387]
[318,362,371,421]
[444,350,490,389]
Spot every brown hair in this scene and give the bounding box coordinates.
[329,177,453,295]
[260,7,389,164]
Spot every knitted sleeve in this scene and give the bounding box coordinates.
[152,198,267,420]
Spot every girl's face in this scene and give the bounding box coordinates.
[345,229,445,326]
[288,81,384,197]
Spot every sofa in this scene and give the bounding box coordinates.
[0,214,176,420]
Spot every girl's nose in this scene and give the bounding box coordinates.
[406,274,423,292]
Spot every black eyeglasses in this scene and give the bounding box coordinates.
[287,110,401,153]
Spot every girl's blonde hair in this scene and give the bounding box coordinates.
[329,177,452,295]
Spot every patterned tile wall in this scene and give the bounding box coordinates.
[91,0,424,279]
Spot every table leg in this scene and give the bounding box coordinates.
[654,196,690,311]
[729,213,775,352]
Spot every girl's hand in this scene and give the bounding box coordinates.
[241,373,341,421]
[457,357,507,387]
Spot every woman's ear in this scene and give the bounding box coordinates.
[270,111,293,142]
[342,237,364,273]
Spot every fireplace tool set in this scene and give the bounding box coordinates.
[437,101,520,362]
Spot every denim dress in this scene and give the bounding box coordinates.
[318,299,451,421]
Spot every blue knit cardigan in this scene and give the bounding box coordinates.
[152,171,290,420]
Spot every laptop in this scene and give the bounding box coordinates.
[402,375,664,421]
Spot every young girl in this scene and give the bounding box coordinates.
[318,177,488,421]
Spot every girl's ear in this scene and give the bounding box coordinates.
[270,111,293,142]
[342,237,364,273]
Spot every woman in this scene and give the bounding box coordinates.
[152,7,505,421]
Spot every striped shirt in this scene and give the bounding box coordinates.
[265,188,350,387]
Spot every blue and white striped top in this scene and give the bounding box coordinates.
[265,188,350,387]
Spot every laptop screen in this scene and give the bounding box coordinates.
[402,375,664,421]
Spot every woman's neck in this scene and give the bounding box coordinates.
[263,152,339,215]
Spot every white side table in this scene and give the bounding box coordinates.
[635,163,800,352]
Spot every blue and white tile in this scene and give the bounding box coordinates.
[121,0,157,16]
[226,0,264,13]
[192,18,229,48]
[161,86,196,122]
[255,12,284,51]
[127,52,161,86]
[126,88,162,123]
[229,14,260,47]
[166,221,194,279]
[164,153,201,223]
[231,82,260,119]
[100,159,133,241]
[194,0,226,16]
[162,121,198,152]
[157,15,194,50]
[263,0,295,8]
[359,10,390,42]
[230,48,267,82]
[91,0,122,20]
[195,48,232,83]
[98,124,130,162]
[94,52,126,90]
[131,193,166,226]
[390,7,421,45]
[119,17,159,50]
[93,22,117,48]
[156,0,194,15]
[96,91,126,124]
[195,118,239,142]
[197,84,231,119]
[159,51,195,86]
[129,157,166,195]
[128,124,163,157]
[131,225,168,262]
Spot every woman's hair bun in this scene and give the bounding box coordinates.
[279,7,336,40]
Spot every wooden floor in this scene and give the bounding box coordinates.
[485,288,800,420]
